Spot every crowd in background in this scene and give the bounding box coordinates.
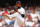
[25,6,40,27]
[0,5,40,27]
[0,7,15,27]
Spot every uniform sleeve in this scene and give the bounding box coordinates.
[18,7,25,14]
[6,14,16,19]
[21,8,25,14]
[23,9,25,14]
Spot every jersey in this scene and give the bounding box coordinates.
[6,12,24,27]
[18,7,25,14]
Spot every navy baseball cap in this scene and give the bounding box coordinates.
[16,1,21,4]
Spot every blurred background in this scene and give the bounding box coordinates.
[0,0,40,27]
[0,0,40,7]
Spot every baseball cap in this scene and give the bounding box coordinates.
[16,1,21,4]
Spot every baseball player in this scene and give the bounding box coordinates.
[6,10,25,27]
[14,1,25,18]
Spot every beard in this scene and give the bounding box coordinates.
[18,6,21,9]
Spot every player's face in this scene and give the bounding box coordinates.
[16,3,21,8]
